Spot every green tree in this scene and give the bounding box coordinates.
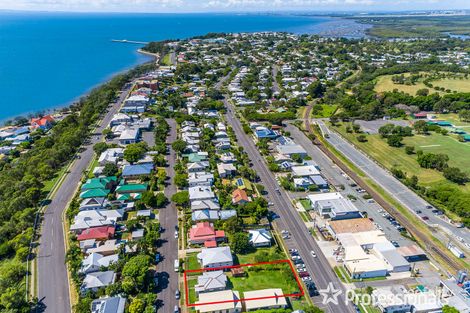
[171,139,187,154]
[356,134,367,142]
[306,81,325,98]
[174,173,188,188]
[230,232,251,254]
[442,305,460,313]
[405,146,415,155]
[128,298,145,313]
[413,120,428,134]
[155,192,168,208]
[443,167,468,184]
[103,163,119,177]
[93,142,108,155]
[124,143,147,163]
[387,134,403,147]
[171,191,189,207]
[121,255,152,294]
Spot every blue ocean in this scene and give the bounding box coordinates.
[0,12,335,121]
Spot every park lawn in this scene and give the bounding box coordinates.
[374,74,435,96]
[42,164,68,193]
[335,124,443,186]
[375,73,470,96]
[402,132,470,175]
[228,263,299,294]
[335,123,470,195]
[433,77,470,93]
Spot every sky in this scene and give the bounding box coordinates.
[0,0,469,13]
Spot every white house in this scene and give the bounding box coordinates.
[243,289,287,311]
[81,271,116,293]
[91,296,126,313]
[248,229,272,247]
[80,253,119,274]
[197,246,233,269]
[194,270,227,295]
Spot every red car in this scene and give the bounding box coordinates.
[421,216,429,221]
[299,272,310,278]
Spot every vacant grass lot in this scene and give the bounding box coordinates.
[374,73,470,95]
[228,263,299,294]
[334,124,470,193]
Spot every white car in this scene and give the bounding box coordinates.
[310,250,317,258]
[302,276,312,282]
[296,263,306,269]
[174,230,179,239]
[297,268,307,273]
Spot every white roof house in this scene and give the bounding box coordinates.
[248,229,272,247]
[187,161,210,173]
[191,199,220,211]
[91,296,126,313]
[194,270,227,295]
[307,192,343,208]
[291,165,320,177]
[98,148,124,165]
[276,144,307,157]
[197,246,233,268]
[189,186,216,202]
[70,209,123,233]
[81,271,116,292]
[80,253,119,274]
[196,290,242,313]
[217,163,237,178]
[243,289,288,311]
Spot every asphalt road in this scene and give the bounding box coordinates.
[316,120,470,246]
[36,83,133,313]
[272,65,281,94]
[156,118,179,312]
[224,100,356,313]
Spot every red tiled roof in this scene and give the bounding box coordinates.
[204,240,217,248]
[77,226,115,241]
[232,189,249,203]
[30,115,54,127]
[189,222,225,243]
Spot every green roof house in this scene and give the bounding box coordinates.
[81,176,117,191]
[80,188,110,199]
[115,184,148,194]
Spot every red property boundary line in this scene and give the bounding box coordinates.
[183,259,304,307]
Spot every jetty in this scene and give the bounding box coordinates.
[111,39,149,45]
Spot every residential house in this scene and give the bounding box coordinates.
[188,161,210,173]
[316,198,361,220]
[77,226,115,241]
[189,222,226,245]
[188,172,214,187]
[110,113,132,126]
[189,186,216,202]
[248,229,272,247]
[70,209,123,233]
[87,239,120,256]
[254,126,277,140]
[243,289,287,311]
[276,144,307,158]
[30,115,54,130]
[80,253,119,274]
[91,296,126,313]
[195,270,227,295]
[122,163,154,179]
[232,189,250,205]
[79,197,106,211]
[98,148,124,166]
[217,163,237,178]
[197,246,233,269]
[219,152,236,163]
[118,127,140,146]
[81,271,116,293]
[192,209,219,222]
[196,290,242,313]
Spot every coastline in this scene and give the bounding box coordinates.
[1,49,155,125]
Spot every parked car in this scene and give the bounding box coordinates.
[174,230,179,239]
[391,241,399,247]
[297,268,307,273]
[299,271,310,278]
[291,255,301,261]
[302,276,312,282]
[296,263,306,269]
[174,306,179,313]
[415,210,422,214]
[175,290,180,300]
[422,216,429,221]
[289,249,298,254]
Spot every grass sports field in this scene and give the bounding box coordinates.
[334,123,470,193]
[374,73,470,95]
